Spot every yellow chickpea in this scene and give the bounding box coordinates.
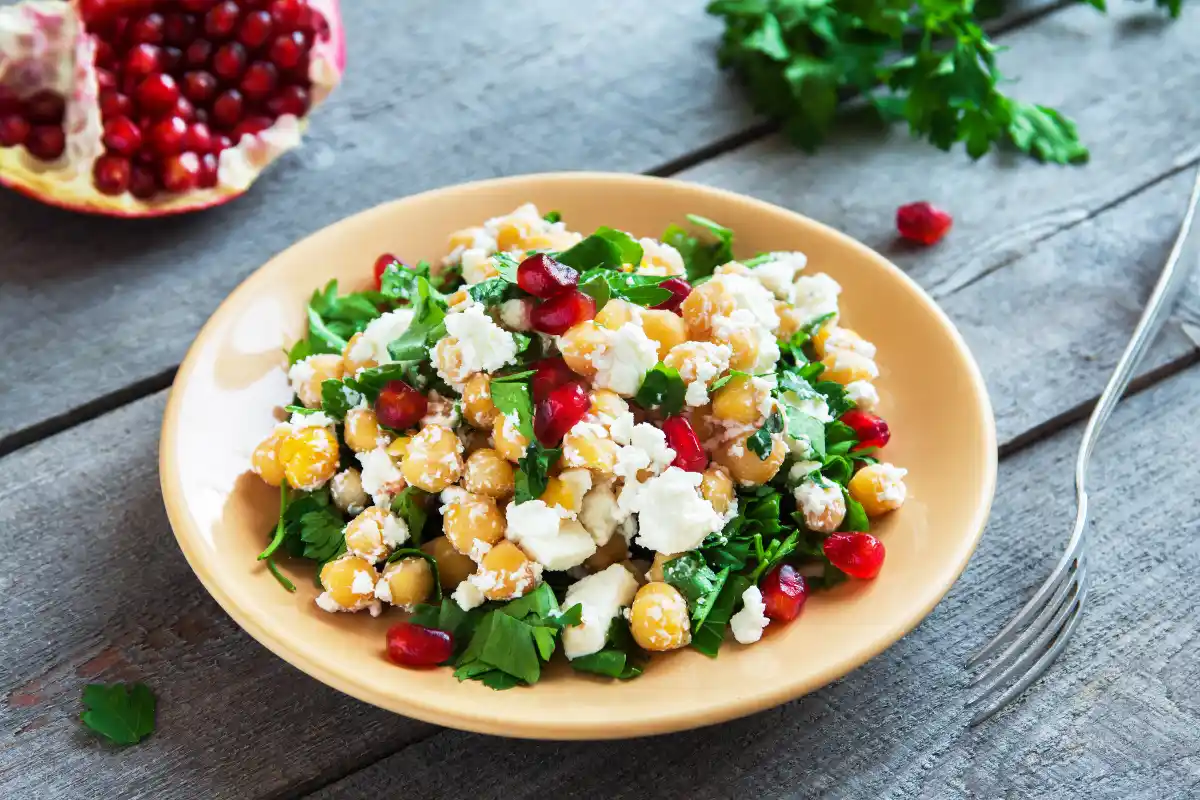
[711,375,762,425]
[723,327,760,372]
[820,350,878,385]
[562,427,619,473]
[478,540,540,601]
[848,463,908,517]
[700,465,736,514]
[775,301,804,340]
[715,432,787,486]
[319,555,378,611]
[630,582,692,651]
[447,226,485,252]
[646,551,675,583]
[539,468,591,516]
[589,389,628,420]
[584,535,629,572]
[462,373,498,429]
[344,408,383,453]
[442,492,506,555]
[641,309,688,362]
[278,426,340,491]
[559,320,607,378]
[386,435,410,460]
[812,325,867,359]
[714,261,752,276]
[251,427,288,487]
[400,425,464,492]
[293,354,344,408]
[421,536,476,590]
[377,557,434,609]
[331,468,369,513]
[689,406,717,443]
[343,507,394,563]
[494,221,528,252]
[342,332,376,375]
[681,280,736,341]
[433,337,471,387]
[463,448,515,499]
[491,413,529,462]
[595,298,638,330]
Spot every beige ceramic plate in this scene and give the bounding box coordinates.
[160,172,997,740]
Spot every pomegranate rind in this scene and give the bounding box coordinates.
[0,0,345,217]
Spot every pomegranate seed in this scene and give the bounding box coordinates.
[823,533,886,579]
[651,277,692,314]
[94,39,117,69]
[760,564,808,622]
[239,10,274,47]
[135,74,180,116]
[182,71,218,104]
[269,0,304,29]
[93,154,132,195]
[373,253,399,287]
[205,1,241,39]
[530,290,596,336]
[240,61,278,100]
[386,622,453,668]
[530,357,576,403]
[180,0,218,12]
[267,31,306,69]
[185,39,214,67]
[161,46,184,73]
[266,84,309,117]
[183,121,215,153]
[147,116,188,156]
[310,9,330,41]
[25,91,65,125]
[171,95,195,121]
[102,116,143,156]
[25,125,65,161]
[662,415,707,472]
[163,12,198,45]
[375,381,428,430]
[95,68,117,92]
[211,89,245,129]
[517,253,578,299]
[124,43,163,81]
[160,151,201,193]
[129,163,158,198]
[216,133,234,150]
[198,152,219,188]
[128,12,165,44]
[232,115,272,142]
[99,90,131,121]
[0,86,19,115]
[80,0,155,24]
[534,381,590,446]
[212,42,248,81]
[896,201,952,246]
[840,409,890,452]
[0,115,31,148]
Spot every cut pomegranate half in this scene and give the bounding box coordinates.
[0,0,345,217]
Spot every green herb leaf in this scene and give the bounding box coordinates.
[491,369,537,384]
[387,277,448,363]
[514,442,562,504]
[298,507,346,563]
[286,338,314,366]
[747,409,784,460]
[81,683,156,746]
[556,228,638,271]
[493,253,521,283]
[662,552,722,609]
[691,573,752,658]
[391,486,430,544]
[468,277,522,307]
[320,379,365,419]
[840,491,871,532]
[455,610,542,686]
[782,405,825,459]
[633,363,685,415]
[543,210,562,224]
[569,616,646,679]
[577,269,670,309]
[662,214,735,281]
[750,528,799,582]
[490,381,534,441]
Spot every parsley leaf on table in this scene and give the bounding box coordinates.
[81,683,156,746]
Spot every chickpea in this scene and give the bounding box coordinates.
[477,540,541,601]
[463,448,515,499]
[331,468,369,514]
[630,582,692,651]
[343,507,394,563]
[589,389,628,420]
[775,301,805,340]
[433,337,471,388]
[595,298,639,330]
[562,427,619,473]
[462,373,498,429]
[292,354,344,408]
[725,326,761,372]
[442,492,506,555]
[400,425,464,492]
[711,375,762,425]
[447,226,486,252]
[714,432,787,486]
[344,408,383,453]
[422,536,476,590]
[342,332,376,375]
[664,341,730,386]
[377,557,434,609]
[319,555,378,611]
[714,261,752,276]
[386,435,410,460]
[820,350,878,385]
[681,280,736,341]
[584,535,629,572]
[689,406,717,443]
[250,427,288,487]
[848,463,908,517]
[539,468,592,516]
[559,320,607,378]
[640,309,688,362]
[278,426,339,491]
[494,221,527,252]
[813,325,868,360]
[699,465,736,514]
[491,413,529,462]
[646,551,675,583]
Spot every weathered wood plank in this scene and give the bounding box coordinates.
[0,0,751,444]
[308,364,1200,800]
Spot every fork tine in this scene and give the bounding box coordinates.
[968,572,1090,726]
[966,561,1086,700]
[967,501,1088,667]
[967,558,1085,690]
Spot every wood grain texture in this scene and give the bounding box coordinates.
[309,363,1200,800]
[0,0,752,443]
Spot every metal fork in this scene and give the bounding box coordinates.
[965,164,1200,725]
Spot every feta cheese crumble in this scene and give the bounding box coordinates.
[347,309,415,366]
[356,447,406,508]
[505,500,597,571]
[730,586,770,644]
[288,410,335,429]
[627,467,727,554]
[443,303,519,375]
[591,323,659,397]
[613,422,676,483]
[561,564,640,659]
[452,578,486,611]
[792,273,841,325]
[846,380,880,411]
[711,272,780,330]
[874,463,909,505]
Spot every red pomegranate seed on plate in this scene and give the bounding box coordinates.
[531,289,596,336]
[0,115,31,148]
[760,564,808,622]
[373,253,400,287]
[160,151,201,193]
[135,73,180,116]
[239,10,274,47]
[205,1,241,39]
[240,61,278,100]
[534,381,590,446]
[268,30,308,69]
[212,42,248,81]
[530,356,576,403]
[148,116,188,156]
[651,277,692,314]
[183,122,215,153]
[662,415,707,472]
[25,90,65,124]
[376,380,428,430]
[840,409,890,452]
[25,126,66,161]
[516,253,578,299]
[386,623,453,668]
[99,90,131,121]
[269,0,304,30]
[93,154,132,196]
[823,532,886,579]
[896,201,952,246]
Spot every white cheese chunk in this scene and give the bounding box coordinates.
[792,272,841,325]
[627,467,726,554]
[505,500,598,571]
[561,564,640,660]
[591,323,659,397]
[443,303,518,374]
[846,380,880,411]
[347,309,416,366]
[355,447,405,508]
[452,579,486,611]
[730,585,770,644]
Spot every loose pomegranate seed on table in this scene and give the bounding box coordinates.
[516,253,579,299]
[533,381,590,445]
[760,564,808,622]
[896,201,953,245]
[840,409,890,452]
[375,380,428,431]
[530,357,576,403]
[823,532,886,579]
[530,289,596,336]
[651,276,692,313]
[662,415,707,472]
[386,622,454,668]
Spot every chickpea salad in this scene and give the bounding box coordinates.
[250,203,909,687]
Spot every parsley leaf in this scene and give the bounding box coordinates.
[543,210,563,224]
[387,277,448,363]
[691,573,753,658]
[391,486,430,544]
[81,683,156,746]
[782,405,825,458]
[490,381,534,441]
[662,552,723,609]
[840,491,871,532]
[468,277,522,307]
[492,253,521,283]
[747,409,784,460]
[557,227,642,271]
[299,507,346,563]
[577,269,671,309]
[305,280,383,354]
[662,214,735,281]
[570,617,646,680]
[633,363,685,415]
[320,378,365,419]
[514,442,562,504]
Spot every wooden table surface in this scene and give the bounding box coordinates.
[4,2,1200,798]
